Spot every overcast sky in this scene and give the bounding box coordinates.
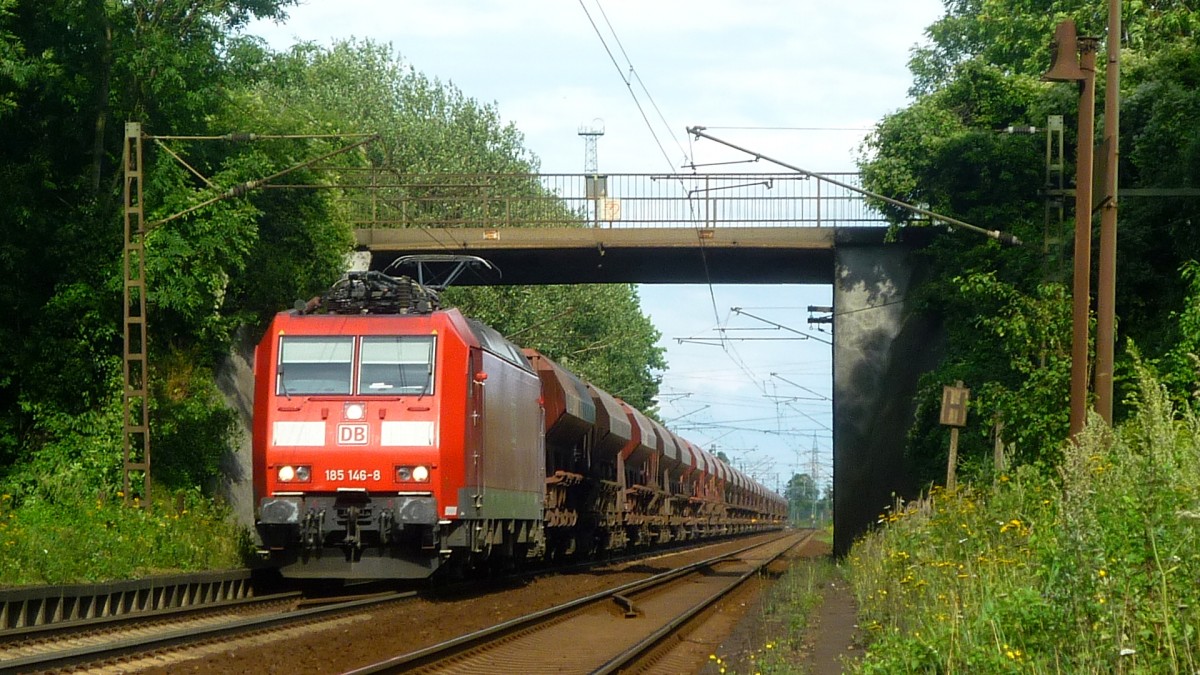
[245,0,945,494]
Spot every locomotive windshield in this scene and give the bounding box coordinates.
[278,336,354,395]
[276,335,435,396]
[359,336,435,395]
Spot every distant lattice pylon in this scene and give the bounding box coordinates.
[578,119,605,174]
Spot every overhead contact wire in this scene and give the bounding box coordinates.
[594,0,691,167]
[577,0,720,340]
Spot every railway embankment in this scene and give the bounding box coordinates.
[845,367,1200,672]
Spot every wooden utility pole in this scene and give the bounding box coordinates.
[940,381,970,491]
[993,416,1007,477]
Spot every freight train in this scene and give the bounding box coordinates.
[253,271,787,579]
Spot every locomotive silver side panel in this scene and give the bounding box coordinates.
[462,349,544,520]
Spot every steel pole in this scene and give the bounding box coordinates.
[1069,42,1098,437]
[1095,0,1121,423]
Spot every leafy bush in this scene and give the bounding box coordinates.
[151,347,240,491]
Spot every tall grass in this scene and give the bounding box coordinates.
[0,490,248,585]
[848,365,1200,673]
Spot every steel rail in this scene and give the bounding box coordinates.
[345,531,801,674]
[594,530,815,673]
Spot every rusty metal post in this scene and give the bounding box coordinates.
[1095,0,1121,423]
[1043,21,1100,437]
[122,122,151,506]
[1070,40,1099,436]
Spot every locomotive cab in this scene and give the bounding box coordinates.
[253,318,448,577]
[253,271,544,580]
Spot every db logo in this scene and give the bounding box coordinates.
[337,424,369,445]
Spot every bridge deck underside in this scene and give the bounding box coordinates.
[356,226,887,285]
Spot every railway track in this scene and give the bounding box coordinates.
[345,530,810,674]
[0,530,796,667]
[0,588,414,673]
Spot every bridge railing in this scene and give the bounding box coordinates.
[342,172,890,229]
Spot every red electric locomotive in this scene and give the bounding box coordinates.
[254,272,544,578]
[254,270,788,579]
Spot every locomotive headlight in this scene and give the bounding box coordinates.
[412,465,430,482]
[277,465,312,483]
[396,466,412,482]
[344,402,366,421]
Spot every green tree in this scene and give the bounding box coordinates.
[860,1,1200,485]
[235,39,666,409]
[0,0,295,498]
[909,0,1200,95]
[785,472,819,521]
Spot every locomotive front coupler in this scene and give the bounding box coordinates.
[379,509,395,545]
[301,508,325,550]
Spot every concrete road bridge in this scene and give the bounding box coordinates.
[351,172,941,555]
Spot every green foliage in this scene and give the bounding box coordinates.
[785,472,819,504]
[859,9,1200,660]
[861,60,1047,236]
[1158,261,1200,401]
[21,281,123,414]
[4,381,125,506]
[850,366,1200,672]
[784,472,831,526]
[905,275,1073,480]
[862,2,1200,488]
[0,0,301,583]
[0,0,36,119]
[1112,43,1200,359]
[239,39,536,174]
[0,490,247,585]
[0,0,297,481]
[151,347,240,491]
[909,0,1200,95]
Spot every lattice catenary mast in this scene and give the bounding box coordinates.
[577,120,605,174]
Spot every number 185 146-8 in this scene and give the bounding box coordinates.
[324,469,381,481]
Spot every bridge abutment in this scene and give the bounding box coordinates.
[832,231,942,555]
